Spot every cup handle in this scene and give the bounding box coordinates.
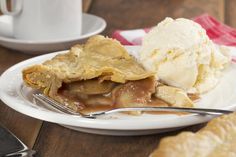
[0,0,22,16]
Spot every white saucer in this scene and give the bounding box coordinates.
[0,13,106,54]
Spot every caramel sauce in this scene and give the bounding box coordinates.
[148,97,169,106]
[58,93,194,115]
[145,111,188,115]
[80,96,189,116]
[58,91,199,115]
[80,105,114,114]
[58,79,200,116]
[78,99,189,116]
[145,97,188,115]
[188,93,200,101]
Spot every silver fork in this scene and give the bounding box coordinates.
[33,93,234,119]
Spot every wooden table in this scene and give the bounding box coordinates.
[0,0,235,156]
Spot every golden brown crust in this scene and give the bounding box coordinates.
[150,112,236,157]
[23,35,153,83]
[23,65,62,97]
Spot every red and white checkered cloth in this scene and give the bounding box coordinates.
[112,14,236,46]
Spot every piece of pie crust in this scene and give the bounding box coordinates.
[22,35,155,111]
[150,112,236,157]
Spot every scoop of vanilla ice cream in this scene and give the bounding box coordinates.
[140,17,230,93]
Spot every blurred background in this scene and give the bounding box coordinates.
[1,0,235,37]
[86,0,235,35]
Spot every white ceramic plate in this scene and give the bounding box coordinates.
[1,46,236,136]
[0,13,106,54]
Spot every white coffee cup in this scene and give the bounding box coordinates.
[0,0,82,40]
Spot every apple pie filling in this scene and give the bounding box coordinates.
[56,77,162,112]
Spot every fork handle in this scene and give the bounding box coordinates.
[89,107,234,117]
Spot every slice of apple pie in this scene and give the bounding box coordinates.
[23,35,196,113]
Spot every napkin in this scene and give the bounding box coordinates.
[112,14,236,61]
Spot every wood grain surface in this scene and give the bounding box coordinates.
[90,0,225,36]
[0,48,39,148]
[225,0,236,27]
[0,0,235,157]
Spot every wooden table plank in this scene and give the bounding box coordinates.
[90,0,225,36]
[225,0,236,27]
[34,123,159,157]
[0,47,35,73]
[0,101,42,148]
[30,0,225,157]
[82,0,93,12]
[33,123,204,157]
[0,48,42,148]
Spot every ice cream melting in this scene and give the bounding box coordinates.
[140,17,230,94]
